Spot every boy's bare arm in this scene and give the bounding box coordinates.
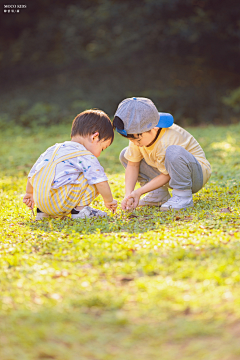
[126,173,170,210]
[23,178,35,209]
[95,181,117,212]
[134,173,170,197]
[125,161,140,196]
[121,161,140,210]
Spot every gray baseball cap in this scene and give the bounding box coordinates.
[114,97,174,136]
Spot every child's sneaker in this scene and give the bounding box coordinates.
[71,206,107,219]
[35,208,52,220]
[160,189,193,211]
[139,188,171,206]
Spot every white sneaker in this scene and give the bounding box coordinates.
[35,206,107,220]
[160,189,193,211]
[71,206,107,219]
[35,208,54,220]
[139,188,171,206]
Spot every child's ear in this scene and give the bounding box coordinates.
[91,132,100,142]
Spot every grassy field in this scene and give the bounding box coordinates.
[0,122,240,360]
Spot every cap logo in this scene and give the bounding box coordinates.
[133,97,137,100]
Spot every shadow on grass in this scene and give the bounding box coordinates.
[24,202,203,236]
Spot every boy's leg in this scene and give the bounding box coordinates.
[161,145,203,210]
[71,183,106,219]
[36,180,104,220]
[120,147,170,205]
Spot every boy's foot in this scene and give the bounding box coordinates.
[160,189,193,211]
[71,206,107,219]
[139,188,171,206]
[35,208,52,220]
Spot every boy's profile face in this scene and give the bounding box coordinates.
[129,128,159,147]
[86,133,112,157]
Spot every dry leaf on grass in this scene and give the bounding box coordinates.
[128,214,138,219]
[128,248,136,253]
[120,277,134,283]
[52,270,69,279]
[220,207,232,213]
[175,215,193,221]
[184,216,193,221]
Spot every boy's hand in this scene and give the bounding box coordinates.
[125,190,140,211]
[122,191,140,211]
[126,197,134,211]
[121,197,129,211]
[104,199,118,213]
[122,197,134,211]
[23,193,35,209]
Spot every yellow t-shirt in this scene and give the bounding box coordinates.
[124,124,211,186]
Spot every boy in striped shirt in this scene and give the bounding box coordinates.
[23,110,117,220]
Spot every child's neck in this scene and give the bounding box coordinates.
[146,128,162,147]
[71,135,87,148]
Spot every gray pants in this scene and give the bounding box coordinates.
[120,145,203,194]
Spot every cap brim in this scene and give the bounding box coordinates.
[116,128,127,136]
[157,113,174,128]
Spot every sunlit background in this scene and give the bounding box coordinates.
[1,2,240,359]
[1,0,240,128]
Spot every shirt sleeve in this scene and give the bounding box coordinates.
[124,141,143,162]
[28,152,45,178]
[77,154,108,185]
[28,145,55,178]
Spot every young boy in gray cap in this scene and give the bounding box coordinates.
[113,97,211,211]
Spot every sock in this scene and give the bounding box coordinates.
[71,208,80,214]
[172,189,192,197]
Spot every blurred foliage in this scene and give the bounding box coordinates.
[223,87,240,113]
[0,99,93,129]
[0,101,64,128]
[0,0,240,124]
[1,0,240,72]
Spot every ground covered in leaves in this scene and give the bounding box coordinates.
[0,123,240,360]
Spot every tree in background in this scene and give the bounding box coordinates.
[1,0,240,124]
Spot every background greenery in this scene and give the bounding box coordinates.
[0,123,240,359]
[1,0,240,126]
[1,2,240,358]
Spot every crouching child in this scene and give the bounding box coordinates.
[23,110,117,220]
[113,97,211,211]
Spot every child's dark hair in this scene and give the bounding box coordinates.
[71,110,114,144]
[113,116,142,139]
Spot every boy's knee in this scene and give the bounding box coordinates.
[165,145,183,163]
[119,147,128,166]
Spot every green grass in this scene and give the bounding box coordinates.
[0,123,240,360]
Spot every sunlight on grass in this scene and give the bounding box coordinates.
[211,141,236,152]
[0,124,240,359]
